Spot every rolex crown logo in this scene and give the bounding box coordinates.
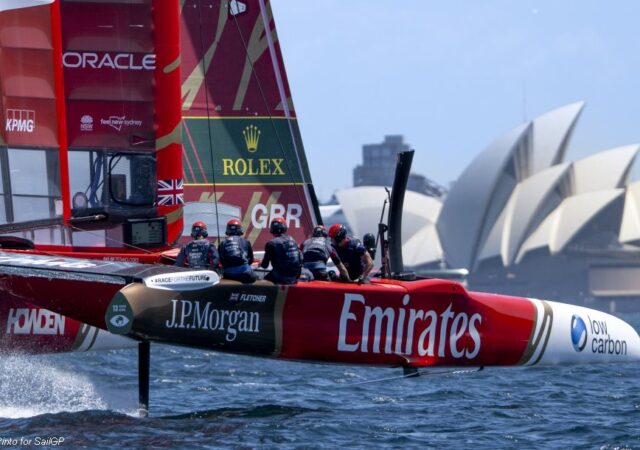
[243,125,261,153]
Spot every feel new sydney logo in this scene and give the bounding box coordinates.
[221,125,286,177]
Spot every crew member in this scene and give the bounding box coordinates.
[175,221,220,272]
[363,233,377,260]
[260,217,302,284]
[328,223,374,283]
[218,218,256,283]
[301,225,350,281]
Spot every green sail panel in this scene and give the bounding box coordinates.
[183,117,311,185]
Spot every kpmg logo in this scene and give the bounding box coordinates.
[5,109,35,133]
[570,315,587,352]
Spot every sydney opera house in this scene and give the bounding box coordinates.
[323,102,640,312]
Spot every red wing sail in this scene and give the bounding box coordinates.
[180,0,320,247]
[0,3,62,225]
[60,0,183,245]
[0,0,182,355]
[0,1,183,250]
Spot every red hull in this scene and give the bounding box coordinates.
[2,252,639,367]
[0,251,536,366]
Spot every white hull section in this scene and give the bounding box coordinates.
[526,299,640,365]
[74,325,137,352]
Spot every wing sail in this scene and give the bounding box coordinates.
[180,0,320,247]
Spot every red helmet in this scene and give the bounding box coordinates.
[191,221,208,238]
[312,225,328,238]
[226,218,243,236]
[269,217,287,235]
[328,223,347,243]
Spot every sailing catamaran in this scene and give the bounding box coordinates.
[0,0,319,353]
[0,0,639,415]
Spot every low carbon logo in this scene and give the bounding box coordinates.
[571,315,587,352]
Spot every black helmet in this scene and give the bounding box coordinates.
[191,221,208,238]
[226,218,243,236]
[363,233,376,250]
[363,233,376,259]
[269,217,287,235]
[312,225,327,238]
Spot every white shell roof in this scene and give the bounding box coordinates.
[475,198,509,264]
[516,189,624,262]
[335,187,441,243]
[334,102,640,273]
[530,101,584,175]
[437,103,587,270]
[319,204,343,219]
[571,145,639,194]
[619,181,640,245]
[437,123,530,269]
[477,163,571,266]
[403,225,443,267]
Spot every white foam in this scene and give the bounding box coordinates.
[0,356,107,418]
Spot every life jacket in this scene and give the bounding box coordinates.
[184,239,217,269]
[219,236,249,268]
[301,236,331,269]
[270,235,302,276]
[335,237,366,279]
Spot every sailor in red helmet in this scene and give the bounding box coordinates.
[301,225,350,281]
[218,218,256,283]
[175,221,220,272]
[328,223,373,283]
[260,217,302,284]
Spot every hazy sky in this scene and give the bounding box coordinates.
[270,0,640,202]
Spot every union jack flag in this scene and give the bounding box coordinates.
[157,178,184,206]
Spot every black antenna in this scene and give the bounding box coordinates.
[377,188,390,278]
[387,150,415,280]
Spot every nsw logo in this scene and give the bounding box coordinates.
[80,115,93,131]
[570,315,587,352]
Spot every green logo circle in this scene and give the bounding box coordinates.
[105,292,134,335]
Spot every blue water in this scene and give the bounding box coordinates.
[1,314,640,449]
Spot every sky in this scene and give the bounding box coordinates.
[270,0,640,202]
